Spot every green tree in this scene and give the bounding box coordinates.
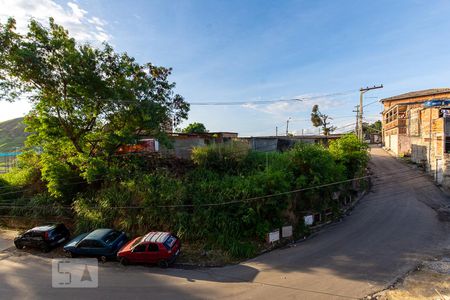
[0,18,189,196]
[363,120,382,134]
[182,122,207,134]
[310,105,336,135]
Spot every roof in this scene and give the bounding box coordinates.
[142,231,171,243]
[29,224,56,232]
[240,135,343,139]
[85,228,113,240]
[381,88,450,102]
[169,132,238,138]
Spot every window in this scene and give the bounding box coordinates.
[133,244,146,252]
[147,243,159,252]
[445,117,450,154]
[78,240,103,248]
[91,240,104,248]
[77,240,90,248]
[102,231,121,244]
[163,236,177,250]
[31,231,44,239]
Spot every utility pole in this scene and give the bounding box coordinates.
[276,126,278,137]
[353,105,360,135]
[359,85,383,140]
[286,117,291,136]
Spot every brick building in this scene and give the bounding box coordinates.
[381,88,450,185]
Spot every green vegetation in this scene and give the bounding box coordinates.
[363,120,382,134]
[0,117,27,152]
[182,122,208,134]
[0,17,189,197]
[1,134,369,259]
[311,105,336,135]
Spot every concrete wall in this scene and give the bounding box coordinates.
[160,137,206,159]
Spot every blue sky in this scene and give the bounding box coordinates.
[2,0,450,136]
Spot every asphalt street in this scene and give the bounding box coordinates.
[1,147,449,299]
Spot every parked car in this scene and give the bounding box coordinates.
[63,228,128,261]
[14,223,70,253]
[117,231,181,267]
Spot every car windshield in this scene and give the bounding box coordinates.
[131,236,144,248]
[102,231,121,244]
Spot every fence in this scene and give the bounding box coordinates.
[0,152,22,173]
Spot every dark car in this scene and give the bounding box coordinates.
[14,224,70,252]
[117,231,181,267]
[63,228,128,261]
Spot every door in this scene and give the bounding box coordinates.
[436,159,443,184]
[142,243,161,263]
[77,240,106,256]
[128,244,147,262]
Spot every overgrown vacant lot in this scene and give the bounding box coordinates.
[0,135,369,261]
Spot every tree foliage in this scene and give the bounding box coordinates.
[182,122,207,134]
[363,120,382,134]
[329,133,369,177]
[310,105,336,135]
[0,18,189,196]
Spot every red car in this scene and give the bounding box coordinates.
[117,232,181,267]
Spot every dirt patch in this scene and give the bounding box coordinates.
[175,242,236,267]
[373,257,450,300]
[0,227,19,240]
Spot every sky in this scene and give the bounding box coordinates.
[1,0,450,136]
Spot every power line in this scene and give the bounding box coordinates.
[0,170,436,209]
[0,167,436,209]
[13,89,359,106]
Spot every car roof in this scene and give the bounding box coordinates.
[142,232,171,244]
[28,224,57,232]
[84,228,114,240]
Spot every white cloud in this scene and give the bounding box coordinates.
[241,93,348,116]
[0,0,110,42]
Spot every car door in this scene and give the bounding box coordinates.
[90,240,108,256]
[128,244,147,263]
[142,243,160,263]
[29,231,44,248]
[77,240,105,256]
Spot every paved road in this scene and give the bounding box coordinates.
[0,236,12,251]
[0,229,15,251]
[1,147,449,299]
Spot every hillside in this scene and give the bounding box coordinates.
[0,117,28,152]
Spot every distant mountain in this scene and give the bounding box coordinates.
[0,117,28,152]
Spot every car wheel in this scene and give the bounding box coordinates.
[158,260,169,268]
[70,252,78,258]
[119,257,129,266]
[14,242,24,250]
[41,245,51,253]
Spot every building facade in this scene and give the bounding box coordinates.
[381,88,450,186]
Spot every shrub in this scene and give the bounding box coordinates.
[329,134,369,177]
[191,141,249,173]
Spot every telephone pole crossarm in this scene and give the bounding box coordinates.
[358,84,383,140]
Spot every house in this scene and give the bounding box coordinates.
[160,132,238,159]
[240,134,343,152]
[381,88,450,185]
